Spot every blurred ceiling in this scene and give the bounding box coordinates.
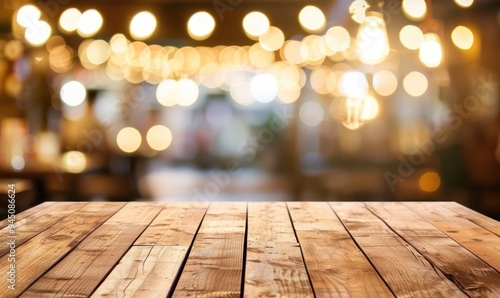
[0,0,499,45]
[1,0,335,46]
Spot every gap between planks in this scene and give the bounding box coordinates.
[172,202,247,298]
[287,202,394,297]
[91,202,209,297]
[0,202,127,297]
[330,202,466,298]
[20,202,165,298]
[403,202,500,272]
[365,202,500,298]
[245,202,314,297]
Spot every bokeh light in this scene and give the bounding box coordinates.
[299,101,324,126]
[176,79,199,106]
[419,171,441,192]
[46,36,65,52]
[130,11,157,40]
[49,45,75,73]
[298,5,326,33]
[230,78,254,106]
[373,70,398,96]
[403,71,428,97]
[62,151,87,173]
[249,43,275,68]
[60,81,86,106]
[278,88,301,104]
[310,67,336,95]
[59,8,81,33]
[24,20,51,46]
[156,79,199,107]
[87,40,110,65]
[188,11,215,40]
[419,33,444,68]
[300,35,325,64]
[11,156,25,171]
[110,33,129,54]
[399,25,424,50]
[77,9,103,37]
[360,95,379,120]
[281,40,306,65]
[157,79,178,107]
[259,26,285,52]
[116,127,142,153]
[5,74,22,97]
[5,40,24,61]
[147,125,173,151]
[451,25,474,50]
[251,73,279,103]
[16,5,41,28]
[339,71,368,98]
[402,0,427,21]
[324,26,350,52]
[243,12,270,39]
[454,0,474,8]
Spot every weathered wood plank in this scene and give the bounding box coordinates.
[93,202,208,297]
[91,246,188,298]
[440,202,500,237]
[287,202,393,297]
[331,202,467,298]
[288,202,347,231]
[0,202,87,256]
[404,202,500,272]
[135,202,209,246]
[367,202,500,298]
[0,202,125,297]
[244,202,313,297]
[173,202,246,298]
[21,202,164,298]
[247,202,297,244]
[0,201,56,229]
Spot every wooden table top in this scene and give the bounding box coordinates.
[1,201,499,297]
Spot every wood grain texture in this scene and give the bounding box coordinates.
[440,202,500,237]
[404,202,500,272]
[287,202,393,297]
[0,202,125,298]
[135,202,208,246]
[173,202,246,298]
[244,202,313,297]
[367,202,500,298]
[331,202,467,298]
[247,202,297,244]
[93,202,207,297]
[0,202,87,256]
[1,201,498,298]
[0,201,55,229]
[21,202,164,298]
[91,245,189,297]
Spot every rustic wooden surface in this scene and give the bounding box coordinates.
[0,201,499,297]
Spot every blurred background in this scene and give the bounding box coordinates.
[0,0,499,219]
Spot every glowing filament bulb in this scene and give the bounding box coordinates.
[339,97,365,130]
[355,11,390,65]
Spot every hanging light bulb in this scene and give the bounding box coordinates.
[419,32,444,68]
[338,97,365,130]
[337,95,379,130]
[355,9,390,65]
